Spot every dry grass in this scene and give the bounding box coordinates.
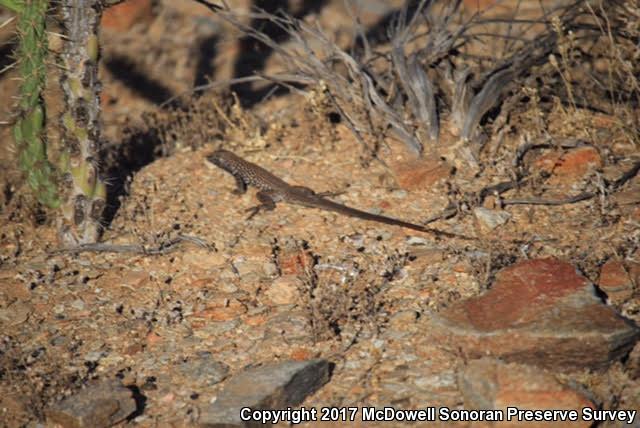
[194,0,639,164]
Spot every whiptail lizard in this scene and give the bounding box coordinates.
[207,150,473,240]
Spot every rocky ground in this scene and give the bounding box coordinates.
[1,0,639,427]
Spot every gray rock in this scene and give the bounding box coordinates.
[0,301,31,326]
[473,207,511,229]
[262,311,310,341]
[71,299,85,311]
[46,380,137,428]
[179,352,230,386]
[199,359,331,427]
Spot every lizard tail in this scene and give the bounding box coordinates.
[310,198,473,240]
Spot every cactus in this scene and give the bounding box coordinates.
[3,0,107,244]
[5,0,60,208]
[57,0,106,244]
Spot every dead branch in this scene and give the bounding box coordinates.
[50,234,212,255]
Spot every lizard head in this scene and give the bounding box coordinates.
[206,149,236,168]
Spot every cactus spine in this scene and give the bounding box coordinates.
[58,0,106,244]
[9,0,60,208]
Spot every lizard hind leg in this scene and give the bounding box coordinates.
[245,190,278,220]
[316,190,345,198]
[290,186,316,196]
[290,185,344,199]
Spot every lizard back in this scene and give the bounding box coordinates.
[207,149,290,193]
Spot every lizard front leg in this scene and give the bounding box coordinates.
[230,172,248,195]
[246,190,278,220]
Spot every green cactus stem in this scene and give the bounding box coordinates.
[8,0,60,208]
[0,0,22,13]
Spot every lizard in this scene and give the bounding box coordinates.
[206,149,475,240]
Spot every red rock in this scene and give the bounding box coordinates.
[101,0,153,32]
[453,262,471,273]
[532,147,601,180]
[190,319,207,329]
[146,331,163,347]
[599,259,639,303]
[123,343,143,355]
[391,157,452,191]
[460,358,595,428]
[280,250,313,275]
[378,199,392,210]
[592,114,618,129]
[197,307,243,321]
[100,91,118,112]
[189,277,216,289]
[431,258,640,369]
[243,312,270,327]
[0,277,31,300]
[290,347,314,361]
[195,300,248,321]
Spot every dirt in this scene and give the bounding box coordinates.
[0,0,639,427]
